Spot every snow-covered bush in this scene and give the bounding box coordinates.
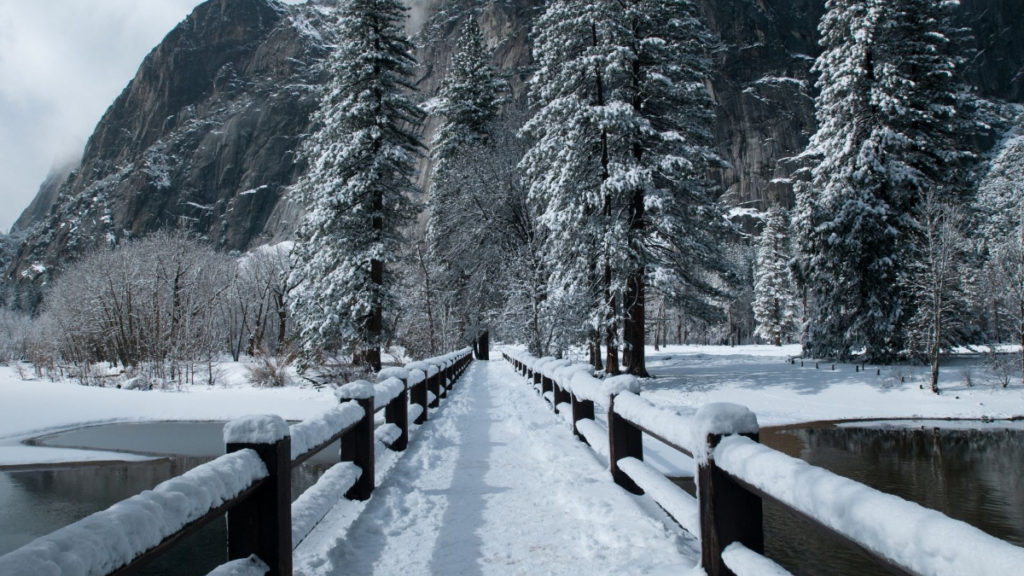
[0,308,32,363]
[38,231,234,383]
[245,353,294,388]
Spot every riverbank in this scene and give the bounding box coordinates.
[0,362,336,466]
[1,345,1022,467]
[639,344,1024,427]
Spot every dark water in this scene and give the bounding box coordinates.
[757,423,1024,576]
[0,422,339,575]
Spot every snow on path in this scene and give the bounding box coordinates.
[296,360,698,576]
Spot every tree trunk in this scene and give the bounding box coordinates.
[624,269,648,376]
[604,261,620,375]
[476,329,489,361]
[622,21,648,378]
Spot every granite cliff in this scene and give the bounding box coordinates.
[5,0,1022,308]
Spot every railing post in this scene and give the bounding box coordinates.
[607,392,644,495]
[411,370,428,424]
[439,363,449,399]
[225,415,292,576]
[553,381,571,414]
[338,382,375,501]
[385,378,409,451]
[533,369,541,389]
[429,368,441,407]
[541,375,553,406]
[570,392,595,443]
[694,404,763,576]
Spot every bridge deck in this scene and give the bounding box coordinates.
[294,359,697,575]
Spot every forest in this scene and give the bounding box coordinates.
[1,0,1022,394]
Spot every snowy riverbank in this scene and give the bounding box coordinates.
[1,345,1022,467]
[638,344,1024,427]
[0,362,337,467]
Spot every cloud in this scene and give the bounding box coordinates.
[0,0,203,233]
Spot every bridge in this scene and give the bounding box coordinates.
[2,350,1023,576]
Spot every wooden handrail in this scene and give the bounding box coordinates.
[500,349,1024,576]
[0,348,474,576]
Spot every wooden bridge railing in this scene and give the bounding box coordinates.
[502,349,1024,576]
[0,348,473,576]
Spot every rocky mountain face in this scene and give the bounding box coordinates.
[5,0,340,308]
[6,0,1023,308]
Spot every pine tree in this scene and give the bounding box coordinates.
[290,0,424,371]
[977,130,1024,386]
[431,18,503,163]
[427,17,508,360]
[610,0,730,375]
[523,0,725,374]
[753,206,798,346]
[522,0,619,369]
[797,0,973,363]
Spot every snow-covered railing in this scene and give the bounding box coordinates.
[501,350,1024,576]
[0,348,474,576]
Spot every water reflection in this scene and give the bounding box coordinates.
[0,422,340,575]
[759,423,1024,576]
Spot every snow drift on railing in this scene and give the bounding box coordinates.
[576,419,609,458]
[224,414,289,445]
[291,461,361,547]
[691,403,758,464]
[617,457,700,537]
[611,391,696,455]
[374,377,406,407]
[408,403,424,424]
[0,450,267,576]
[335,380,375,400]
[715,434,1024,576]
[290,402,364,461]
[375,423,402,447]
[207,554,270,576]
[721,542,793,576]
[407,368,426,385]
[377,367,409,382]
[405,361,438,378]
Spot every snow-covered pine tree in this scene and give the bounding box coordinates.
[976,129,1024,386]
[797,0,973,363]
[431,18,502,164]
[607,0,730,375]
[753,206,798,346]
[522,0,620,370]
[290,0,424,372]
[524,0,725,374]
[885,0,977,390]
[427,17,506,360]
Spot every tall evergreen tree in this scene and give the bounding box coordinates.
[753,206,798,346]
[608,0,728,375]
[522,0,619,370]
[523,0,725,374]
[290,0,424,371]
[976,130,1024,386]
[427,17,507,360]
[796,0,972,362]
[432,18,503,163]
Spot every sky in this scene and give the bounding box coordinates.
[0,0,208,234]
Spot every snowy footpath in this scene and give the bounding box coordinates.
[294,360,698,576]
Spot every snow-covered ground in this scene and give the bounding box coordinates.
[636,345,1024,428]
[293,360,698,576]
[0,362,337,466]
[1,345,1021,467]
[1,346,1022,574]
